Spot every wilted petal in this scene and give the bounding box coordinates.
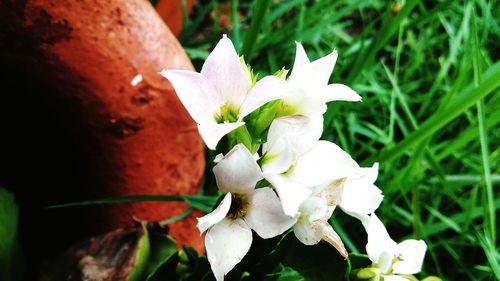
[198,122,245,150]
[291,141,359,187]
[315,178,345,206]
[213,144,263,195]
[239,76,288,120]
[321,222,348,258]
[341,163,383,217]
[197,193,232,234]
[266,174,312,217]
[201,34,251,108]
[205,218,252,281]
[324,83,361,102]
[262,137,294,175]
[266,115,323,156]
[244,187,297,239]
[160,70,220,124]
[393,240,427,275]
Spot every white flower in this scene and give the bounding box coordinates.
[279,42,361,117]
[160,35,288,150]
[361,214,427,278]
[197,144,296,281]
[292,178,348,257]
[261,116,360,217]
[339,163,383,219]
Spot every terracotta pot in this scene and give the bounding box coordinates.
[0,0,205,253]
[155,0,196,36]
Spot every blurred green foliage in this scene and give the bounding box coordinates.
[0,187,21,281]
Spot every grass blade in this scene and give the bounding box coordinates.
[368,61,500,164]
[241,0,272,61]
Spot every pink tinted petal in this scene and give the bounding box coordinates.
[213,144,263,195]
[196,193,232,234]
[324,83,361,102]
[160,70,220,124]
[205,218,252,281]
[198,122,245,150]
[244,187,297,239]
[201,35,251,108]
[239,76,288,120]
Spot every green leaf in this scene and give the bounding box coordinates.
[0,187,20,281]
[178,246,212,281]
[264,264,305,281]
[145,234,179,280]
[48,194,218,214]
[127,224,150,281]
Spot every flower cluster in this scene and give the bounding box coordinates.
[161,35,427,281]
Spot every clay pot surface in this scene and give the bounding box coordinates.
[155,0,196,36]
[0,0,205,252]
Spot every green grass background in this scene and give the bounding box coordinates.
[176,0,499,280]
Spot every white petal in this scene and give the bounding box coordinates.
[244,187,297,239]
[393,240,427,275]
[291,141,360,187]
[238,76,288,120]
[282,87,328,116]
[201,35,251,108]
[265,115,323,156]
[213,144,263,195]
[288,42,310,83]
[364,214,397,266]
[362,162,379,184]
[196,193,232,234]
[261,137,294,175]
[205,218,252,281]
[321,222,348,258]
[265,174,312,217]
[324,83,361,102]
[293,216,323,246]
[160,70,220,124]
[378,249,397,274]
[300,197,328,222]
[340,163,383,217]
[308,49,338,86]
[198,122,245,150]
[293,215,347,258]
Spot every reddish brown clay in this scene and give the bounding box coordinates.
[155,0,195,36]
[0,0,205,252]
